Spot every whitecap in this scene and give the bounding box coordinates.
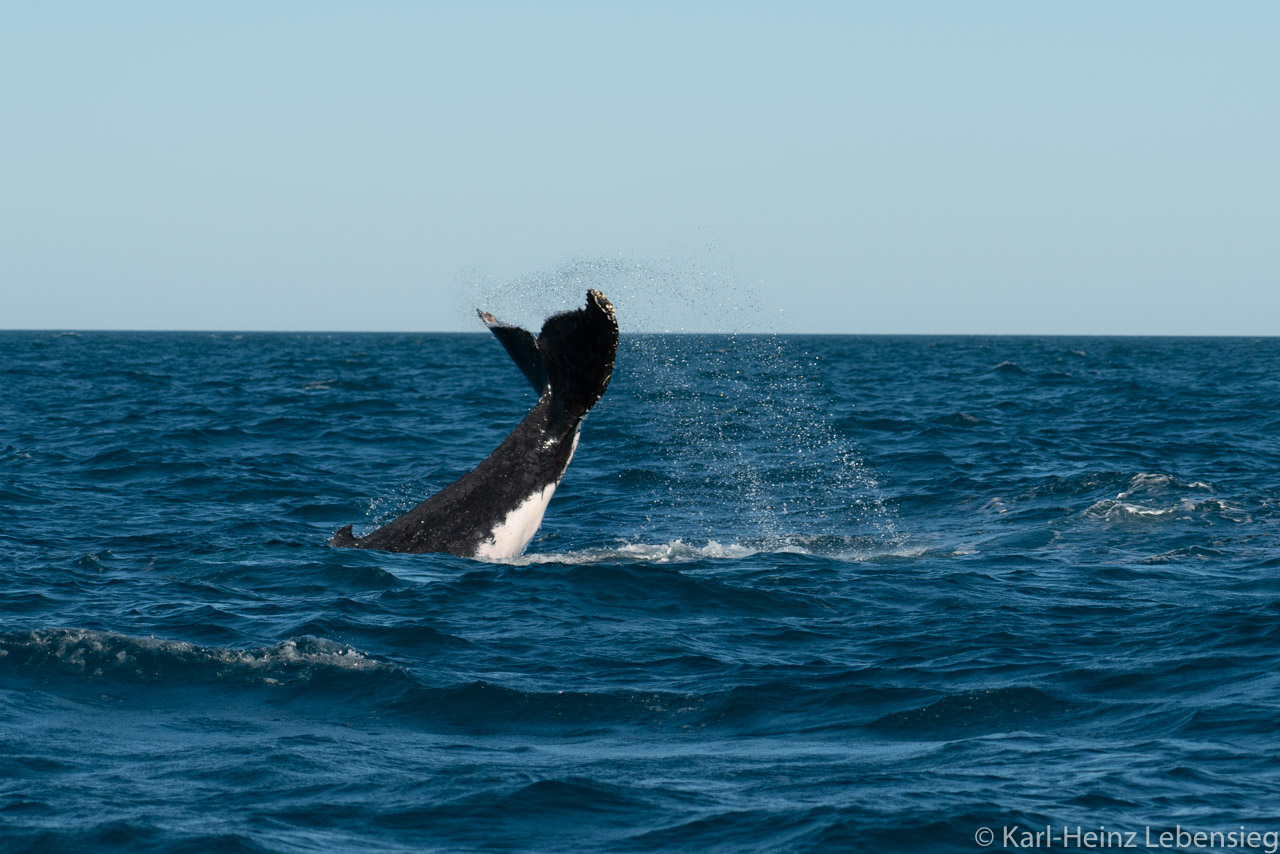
[1084,496,1250,525]
[1116,472,1213,500]
[0,628,384,684]
[490,535,923,566]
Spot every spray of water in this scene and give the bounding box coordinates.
[630,329,905,556]
[453,251,905,558]
[454,251,756,334]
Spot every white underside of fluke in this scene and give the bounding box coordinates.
[473,430,580,560]
[474,481,558,560]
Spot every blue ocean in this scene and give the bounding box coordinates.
[3,329,1279,852]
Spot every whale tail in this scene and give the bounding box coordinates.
[478,312,547,395]
[539,289,618,421]
[330,290,618,557]
[481,289,618,421]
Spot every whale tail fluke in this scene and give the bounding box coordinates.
[478,311,548,395]
[537,289,618,421]
[479,290,618,421]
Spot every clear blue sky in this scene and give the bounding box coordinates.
[3,2,1277,334]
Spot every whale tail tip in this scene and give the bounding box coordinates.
[476,290,619,417]
[539,289,619,420]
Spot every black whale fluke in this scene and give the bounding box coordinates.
[329,289,619,559]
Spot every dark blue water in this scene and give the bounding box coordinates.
[4,331,1280,853]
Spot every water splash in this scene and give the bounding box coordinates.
[451,254,904,554]
[454,250,759,334]
[495,535,924,566]
[624,331,905,551]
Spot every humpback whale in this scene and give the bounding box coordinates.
[330,289,619,559]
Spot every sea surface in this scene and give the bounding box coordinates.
[3,331,1280,853]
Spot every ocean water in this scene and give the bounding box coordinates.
[3,331,1280,853]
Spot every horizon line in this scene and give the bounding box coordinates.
[3,328,1277,340]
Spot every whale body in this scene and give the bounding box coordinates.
[329,289,618,559]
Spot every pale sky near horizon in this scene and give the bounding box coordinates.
[2,3,1277,334]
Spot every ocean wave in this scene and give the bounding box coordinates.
[1084,496,1251,525]
[869,686,1073,736]
[392,681,704,730]
[497,535,922,566]
[0,628,385,686]
[503,539,759,565]
[1080,472,1251,524]
[1115,472,1212,500]
[930,411,988,428]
